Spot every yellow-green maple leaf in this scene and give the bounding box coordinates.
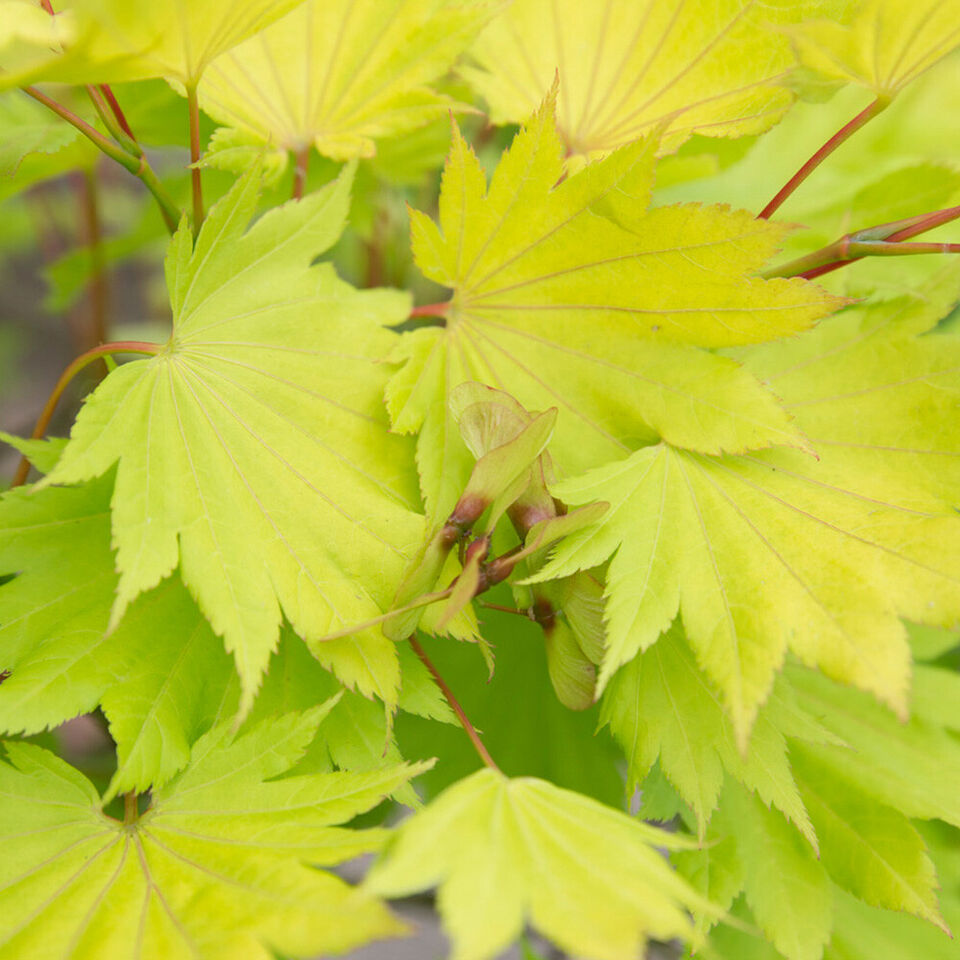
[2,0,304,90]
[388,93,840,519]
[199,0,498,162]
[43,163,425,711]
[788,0,960,100]
[535,289,960,742]
[0,708,424,959]
[461,0,852,160]
[365,767,710,960]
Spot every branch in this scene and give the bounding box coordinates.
[22,87,180,234]
[11,341,161,487]
[408,636,500,772]
[759,97,888,220]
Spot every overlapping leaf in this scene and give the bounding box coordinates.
[43,164,425,709]
[2,0,305,89]
[788,0,960,99]
[200,0,497,163]
[462,0,851,159]
[366,767,708,960]
[389,94,839,518]
[537,289,960,739]
[600,622,841,840]
[0,91,77,178]
[0,708,424,959]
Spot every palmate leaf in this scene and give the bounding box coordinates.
[199,0,497,163]
[461,0,852,160]
[0,91,77,178]
[365,767,709,960]
[0,474,238,796]
[1,0,305,90]
[788,0,960,99]
[600,621,841,842]
[388,93,839,518]
[44,164,426,710]
[537,289,960,740]
[0,708,426,959]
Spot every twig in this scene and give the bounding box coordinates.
[409,636,500,772]
[759,97,888,220]
[11,341,161,487]
[22,86,179,233]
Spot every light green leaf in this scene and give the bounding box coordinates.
[788,665,960,827]
[462,0,848,159]
[102,577,235,800]
[0,709,427,959]
[366,768,707,960]
[6,0,306,89]
[0,430,67,474]
[391,94,838,516]
[542,294,960,741]
[0,91,77,178]
[200,0,497,161]
[45,164,426,709]
[722,780,832,960]
[0,477,117,735]
[788,0,960,98]
[792,743,945,927]
[601,622,836,843]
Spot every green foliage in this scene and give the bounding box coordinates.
[1,2,960,959]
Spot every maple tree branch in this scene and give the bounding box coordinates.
[97,84,136,141]
[292,145,310,201]
[409,301,450,319]
[124,791,138,825]
[86,84,142,159]
[21,87,180,234]
[476,601,533,619]
[408,636,501,772]
[187,84,205,234]
[11,341,161,487]
[759,97,889,220]
[763,238,960,281]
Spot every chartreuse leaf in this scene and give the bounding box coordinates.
[787,664,960,827]
[788,0,960,99]
[199,0,497,163]
[720,780,832,960]
[0,709,426,959]
[0,475,240,797]
[601,622,839,842]
[0,91,77,178]
[389,93,839,518]
[790,743,946,928]
[366,767,709,960]
[44,163,425,710]
[0,476,118,736]
[538,291,960,742]
[3,0,305,89]
[0,430,66,474]
[461,0,850,159]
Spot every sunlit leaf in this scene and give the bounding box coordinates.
[43,164,426,709]
[200,0,498,162]
[0,709,425,959]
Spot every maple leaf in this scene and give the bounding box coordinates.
[536,289,960,741]
[600,621,841,842]
[0,708,426,959]
[0,92,77,178]
[365,767,710,960]
[3,0,306,90]
[0,474,239,797]
[199,0,498,163]
[461,0,845,160]
[788,0,960,100]
[388,93,839,518]
[43,164,426,710]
